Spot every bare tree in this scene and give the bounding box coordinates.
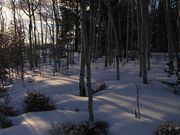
[20,0,39,70]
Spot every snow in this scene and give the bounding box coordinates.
[0,54,180,135]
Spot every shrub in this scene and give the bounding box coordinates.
[24,90,56,112]
[0,105,19,116]
[0,86,8,98]
[49,121,80,135]
[155,122,180,135]
[74,108,80,112]
[49,120,109,135]
[0,87,18,116]
[79,120,109,135]
[96,83,106,91]
[0,114,12,128]
[94,83,107,94]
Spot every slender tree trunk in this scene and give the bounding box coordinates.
[52,0,61,70]
[29,15,33,70]
[176,1,180,83]
[90,0,95,62]
[177,1,180,48]
[130,0,134,60]
[126,0,130,62]
[119,10,122,62]
[75,0,79,52]
[140,0,148,84]
[19,21,25,81]
[137,0,142,77]
[146,15,151,71]
[32,11,38,67]
[178,1,180,41]
[107,2,120,80]
[95,0,101,59]
[80,0,94,122]
[165,0,173,65]
[45,17,48,51]
[39,1,45,63]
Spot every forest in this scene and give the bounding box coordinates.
[0,0,180,135]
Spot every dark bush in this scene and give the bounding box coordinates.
[0,114,12,128]
[49,121,80,135]
[0,105,19,116]
[79,120,109,135]
[49,120,109,135]
[155,122,180,135]
[24,90,56,112]
[93,83,107,94]
[0,86,8,98]
[96,83,106,91]
[0,87,19,116]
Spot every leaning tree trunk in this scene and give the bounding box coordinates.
[80,0,94,122]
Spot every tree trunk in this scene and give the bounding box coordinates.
[176,1,180,83]
[39,1,45,63]
[29,15,33,70]
[107,2,120,80]
[130,0,134,60]
[80,0,94,122]
[178,1,180,49]
[126,0,130,62]
[32,11,38,67]
[165,0,173,65]
[146,15,151,71]
[140,0,148,84]
[137,0,142,77]
[75,0,79,52]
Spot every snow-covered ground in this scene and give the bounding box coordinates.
[0,54,180,135]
